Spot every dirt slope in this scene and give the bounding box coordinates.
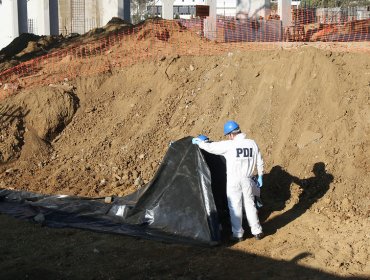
[0,46,369,278]
[0,18,132,73]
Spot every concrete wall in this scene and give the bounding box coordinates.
[58,0,72,34]
[85,0,98,32]
[162,0,175,20]
[27,0,58,35]
[27,0,51,35]
[98,0,130,26]
[217,0,237,17]
[59,0,99,35]
[204,0,217,40]
[278,0,291,27]
[0,0,20,49]
[59,0,131,35]
[236,0,270,19]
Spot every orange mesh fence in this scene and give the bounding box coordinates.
[0,10,369,100]
[289,7,370,42]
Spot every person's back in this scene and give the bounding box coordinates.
[193,121,265,241]
[220,133,262,181]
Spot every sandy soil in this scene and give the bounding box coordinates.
[0,23,369,279]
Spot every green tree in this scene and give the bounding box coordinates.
[307,0,370,7]
[131,0,158,24]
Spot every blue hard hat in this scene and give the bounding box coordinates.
[224,120,240,135]
[197,134,209,141]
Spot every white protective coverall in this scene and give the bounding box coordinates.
[198,133,263,237]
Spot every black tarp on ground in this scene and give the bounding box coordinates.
[0,137,230,246]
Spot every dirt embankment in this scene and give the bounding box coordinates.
[0,47,369,277]
[0,18,133,73]
[1,48,369,207]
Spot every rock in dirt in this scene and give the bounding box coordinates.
[99,179,107,187]
[134,176,144,187]
[33,213,45,223]
[5,168,14,175]
[112,174,121,181]
[297,131,323,149]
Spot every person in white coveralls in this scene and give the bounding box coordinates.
[192,121,264,242]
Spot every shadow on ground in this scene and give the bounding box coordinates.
[259,162,334,236]
[0,214,364,280]
[0,104,29,129]
[202,151,334,240]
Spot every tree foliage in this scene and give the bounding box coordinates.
[131,0,157,24]
[304,0,370,7]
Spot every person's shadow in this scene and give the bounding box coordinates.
[259,162,334,235]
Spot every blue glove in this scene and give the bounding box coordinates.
[192,138,201,145]
[257,175,263,188]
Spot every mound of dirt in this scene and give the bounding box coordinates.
[20,87,79,141]
[0,33,40,60]
[85,17,133,37]
[0,86,78,164]
[0,45,369,277]
[0,17,135,73]
[107,17,130,25]
[0,34,63,72]
[1,47,369,207]
[136,19,184,41]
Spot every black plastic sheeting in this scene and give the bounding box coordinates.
[0,137,230,246]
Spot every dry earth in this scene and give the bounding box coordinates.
[0,35,369,279]
[0,17,132,73]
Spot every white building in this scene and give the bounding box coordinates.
[0,0,27,50]
[148,0,241,19]
[0,0,130,50]
[27,0,58,35]
[58,0,130,35]
[149,0,274,19]
[272,0,300,7]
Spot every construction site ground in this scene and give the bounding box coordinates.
[0,20,369,279]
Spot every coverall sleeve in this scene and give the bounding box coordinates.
[256,144,264,176]
[198,141,229,156]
